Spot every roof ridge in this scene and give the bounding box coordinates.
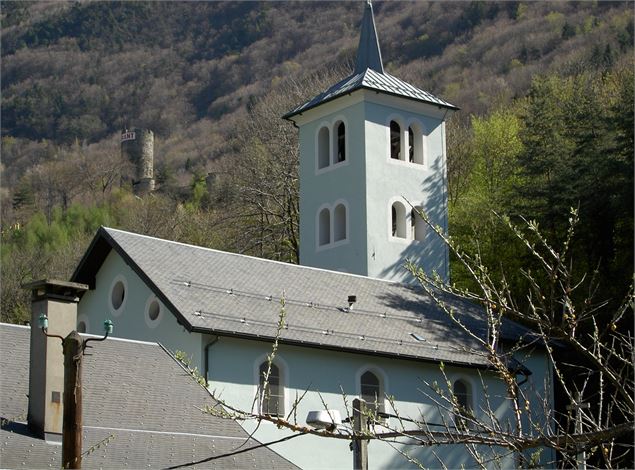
[102,227,407,287]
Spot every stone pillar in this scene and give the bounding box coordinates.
[121,128,155,196]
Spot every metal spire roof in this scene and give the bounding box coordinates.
[283,1,457,120]
[355,0,384,74]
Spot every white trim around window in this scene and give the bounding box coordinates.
[108,274,128,317]
[316,199,350,251]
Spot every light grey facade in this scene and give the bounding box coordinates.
[286,1,454,283]
[293,92,451,282]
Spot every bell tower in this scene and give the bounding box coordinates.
[284,0,457,283]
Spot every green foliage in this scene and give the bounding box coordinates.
[448,65,633,309]
[514,67,634,300]
[449,106,526,293]
[6,204,110,253]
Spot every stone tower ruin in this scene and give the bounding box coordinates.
[121,128,155,196]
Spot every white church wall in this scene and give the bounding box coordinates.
[78,250,204,367]
[362,97,449,283]
[207,335,521,470]
[298,100,369,276]
[296,89,451,283]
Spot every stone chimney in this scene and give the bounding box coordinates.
[23,280,88,440]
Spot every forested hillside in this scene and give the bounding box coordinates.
[1,1,633,326]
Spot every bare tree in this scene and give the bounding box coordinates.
[218,65,350,264]
[178,208,633,469]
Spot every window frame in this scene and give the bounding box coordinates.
[108,274,128,317]
[386,115,428,169]
[318,205,331,247]
[144,295,163,329]
[316,200,350,251]
[410,206,426,242]
[315,116,350,174]
[255,354,288,417]
[407,119,426,166]
[451,377,475,430]
[316,124,331,170]
[356,366,389,423]
[390,200,407,240]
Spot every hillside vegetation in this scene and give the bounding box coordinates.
[1,1,633,331]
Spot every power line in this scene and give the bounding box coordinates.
[162,431,308,470]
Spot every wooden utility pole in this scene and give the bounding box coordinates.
[62,331,83,469]
[352,398,369,470]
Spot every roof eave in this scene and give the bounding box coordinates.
[282,86,364,122]
[282,85,459,122]
[71,227,196,333]
[190,325,490,370]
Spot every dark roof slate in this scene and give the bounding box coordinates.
[72,228,531,368]
[0,323,297,469]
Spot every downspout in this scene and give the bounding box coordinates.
[204,336,220,382]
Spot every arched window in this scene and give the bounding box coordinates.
[319,208,331,246]
[391,202,406,238]
[411,207,426,242]
[259,362,284,416]
[334,203,347,242]
[335,121,346,163]
[390,121,401,160]
[453,379,473,430]
[408,122,424,165]
[318,126,330,169]
[361,370,384,417]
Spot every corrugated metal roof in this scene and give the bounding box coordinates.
[283,68,457,120]
[73,228,532,368]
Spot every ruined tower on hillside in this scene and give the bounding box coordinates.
[121,128,155,196]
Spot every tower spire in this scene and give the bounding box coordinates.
[354,0,384,75]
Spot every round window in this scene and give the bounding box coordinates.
[145,296,162,328]
[111,281,125,310]
[148,300,160,321]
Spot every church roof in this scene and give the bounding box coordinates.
[0,323,297,469]
[283,1,457,120]
[72,227,531,369]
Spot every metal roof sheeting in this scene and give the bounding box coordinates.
[283,68,458,120]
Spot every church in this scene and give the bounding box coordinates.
[21,2,553,469]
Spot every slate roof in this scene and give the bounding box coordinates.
[0,323,297,469]
[72,228,532,368]
[283,1,457,120]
